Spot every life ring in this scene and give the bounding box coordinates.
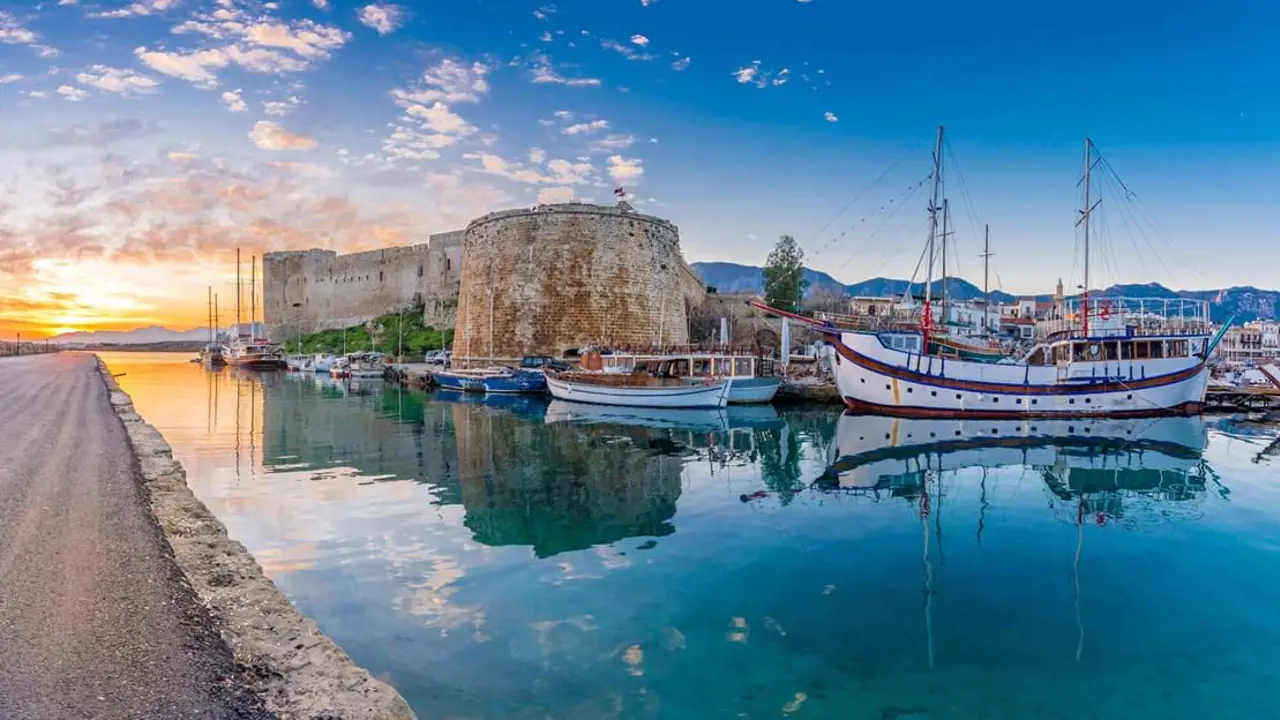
[1089,344,1101,358]
[1099,304,1112,321]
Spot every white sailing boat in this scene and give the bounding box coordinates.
[756,131,1222,418]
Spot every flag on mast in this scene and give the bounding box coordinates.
[614,186,625,198]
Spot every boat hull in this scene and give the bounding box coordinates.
[228,357,284,370]
[546,376,730,408]
[830,330,1209,418]
[726,376,782,404]
[435,370,546,394]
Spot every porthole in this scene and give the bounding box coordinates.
[931,391,937,397]
[955,394,962,400]
[1069,398,1076,405]
[907,387,913,393]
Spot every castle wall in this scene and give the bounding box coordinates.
[263,231,462,342]
[453,202,706,367]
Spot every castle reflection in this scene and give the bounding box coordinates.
[252,374,826,557]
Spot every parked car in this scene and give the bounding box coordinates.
[425,350,452,366]
[520,355,570,372]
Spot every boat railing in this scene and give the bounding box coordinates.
[592,343,773,357]
[813,310,919,332]
[1035,296,1212,340]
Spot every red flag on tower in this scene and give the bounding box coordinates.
[614,186,626,198]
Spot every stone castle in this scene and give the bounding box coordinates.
[263,202,705,361]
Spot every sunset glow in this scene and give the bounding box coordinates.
[2,1,1277,340]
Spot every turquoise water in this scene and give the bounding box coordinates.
[103,353,1280,719]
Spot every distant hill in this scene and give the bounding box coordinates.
[54,325,215,345]
[690,263,1277,323]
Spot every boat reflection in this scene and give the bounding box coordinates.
[817,414,1215,510]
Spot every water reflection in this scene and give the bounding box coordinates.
[101,353,1280,720]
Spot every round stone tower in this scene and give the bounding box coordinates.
[454,202,705,367]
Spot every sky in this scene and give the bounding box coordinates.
[1,0,1277,338]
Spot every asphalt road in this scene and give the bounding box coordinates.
[0,354,270,720]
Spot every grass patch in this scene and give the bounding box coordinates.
[284,309,454,358]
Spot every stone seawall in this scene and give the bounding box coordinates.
[95,358,417,720]
[453,202,705,366]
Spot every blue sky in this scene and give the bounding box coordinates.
[0,0,1276,334]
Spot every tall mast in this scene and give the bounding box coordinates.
[208,286,213,343]
[235,249,242,336]
[924,125,944,308]
[940,197,950,320]
[1078,138,1098,337]
[250,255,257,339]
[214,294,219,343]
[981,224,993,332]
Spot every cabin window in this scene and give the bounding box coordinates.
[1106,343,1120,361]
[1151,342,1165,359]
[716,358,732,375]
[1136,342,1150,359]
[734,358,751,376]
[692,359,711,376]
[1121,342,1134,360]
[1168,340,1188,357]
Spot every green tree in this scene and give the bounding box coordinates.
[762,234,808,312]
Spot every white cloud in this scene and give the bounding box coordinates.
[630,34,649,46]
[824,111,838,123]
[383,57,488,162]
[93,0,180,19]
[58,0,79,5]
[358,3,405,35]
[264,96,302,116]
[57,84,89,101]
[0,72,22,84]
[607,155,643,183]
[537,186,575,204]
[312,0,330,8]
[167,151,198,162]
[562,119,608,135]
[249,120,317,151]
[223,45,310,73]
[469,152,593,185]
[671,56,690,71]
[589,134,635,152]
[602,39,655,61]
[554,110,573,120]
[540,31,552,42]
[75,65,159,96]
[732,61,788,88]
[135,47,229,87]
[529,54,600,86]
[27,90,48,98]
[160,9,349,85]
[732,64,758,84]
[528,148,546,164]
[0,12,36,44]
[221,89,246,111]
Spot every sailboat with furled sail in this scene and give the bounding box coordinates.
[753,130,1224,417]
[225,250,285,369]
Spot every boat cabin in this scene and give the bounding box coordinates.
[588,350,776,380]
[1022,335,1206,366]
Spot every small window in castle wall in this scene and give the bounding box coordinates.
[380,271,384,282]
[418,265,423,277]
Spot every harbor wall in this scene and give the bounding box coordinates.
[452,202,706,366]
[262,231,463,342]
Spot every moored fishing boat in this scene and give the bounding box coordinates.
[312,354,336,373]
[545,367,731,409]
[226,340,285,369]
[588,346,781,404]
[344,352,388,378]
[284,354,313,372]
[434,367,547,394]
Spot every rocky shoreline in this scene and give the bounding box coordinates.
[95,358,417,720]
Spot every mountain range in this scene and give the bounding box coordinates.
[690,262,1278,323]
[54,326,216,345]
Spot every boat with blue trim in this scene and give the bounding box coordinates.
[434,367,547,394]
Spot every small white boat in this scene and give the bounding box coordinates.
[546,372,730,408]
[545,400,729,432]
[589,348,781,404]
[312,354,336,373]
[284,354,314,372]
[344,352,387,379]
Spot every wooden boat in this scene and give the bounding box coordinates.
[751,134,1221,418]
[545,369,731,408]
[434,367,546,394]
[587,346,781,404]
[544,399,729,432]
[226,340,284,369]
[344,352,388,379]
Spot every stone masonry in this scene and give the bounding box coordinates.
[453,202,706,366]
[263,231,462,342]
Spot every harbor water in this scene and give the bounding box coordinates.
[102,353,1280,720]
